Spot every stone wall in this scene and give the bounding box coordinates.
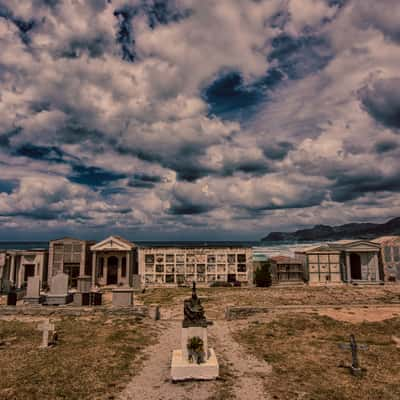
[0,305,149,317]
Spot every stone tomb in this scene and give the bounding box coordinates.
[24,276,42,305]
[112,287,134,307]
[37,319,57,348]
[171,283,219,381]
[73,276,92,306]
[46,273,72,305]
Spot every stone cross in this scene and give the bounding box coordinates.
[338,334,368,376]
[37,319,56,348]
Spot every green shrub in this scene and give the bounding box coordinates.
[254,262,272,287]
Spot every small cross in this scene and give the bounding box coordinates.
[338,334,368,376]
[37,319,56,348]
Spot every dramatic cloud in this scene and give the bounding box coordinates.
[0,0,400,240]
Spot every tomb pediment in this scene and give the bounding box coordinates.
[91,236,134,251]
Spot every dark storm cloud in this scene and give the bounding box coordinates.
[0,179,16,194]
[168,200,213,216]
[114,0,191,62]
[127,173,163,188]
[0,2,35,45]
[263,141,294,160]
[359,78,400,130]
[14,144,64,163]
[331,172,400,202]
[69,165,127,187]
[374,140,398,154]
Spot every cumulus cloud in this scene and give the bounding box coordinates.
[0,0,400,239]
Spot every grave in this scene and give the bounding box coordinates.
[171,282,219,381]
[112,287,134,307]
[46,273,72,305]
[73,276,92,306]
[77,276,91,293]
[24,276,42,305]
[37,319,57,348]
[338,334,369,376]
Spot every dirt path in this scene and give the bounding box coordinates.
[118,320,218,400]
[210,320,271,400]
[119,318,271,400]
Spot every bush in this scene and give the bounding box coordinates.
[210,281,232,287]
[254,262,272,287]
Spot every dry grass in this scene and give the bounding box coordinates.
[138,286,400,318]
[0,316,157,400]
[234,313,400,400]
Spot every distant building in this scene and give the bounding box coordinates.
[302,240,382,284]
[0,249,48,289]
[372,236,400,283]
[49,238,94,288]
[269,255,305,283]
[139,245,253,286]
[90,236,138,287]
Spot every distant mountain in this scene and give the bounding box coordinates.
[261,217,400,242]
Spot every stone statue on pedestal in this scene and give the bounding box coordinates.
[183,282,208,328]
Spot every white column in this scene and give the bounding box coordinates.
[346,253,351,282]
[10,254,16,284]
[118,255,122,285]
[375,252,380,281]
[91,252,97,288]
[127,251,131,287]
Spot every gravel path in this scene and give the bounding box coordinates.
[119,318,272,400]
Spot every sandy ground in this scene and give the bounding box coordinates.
[317,306,400,323]
[119,319,271,400]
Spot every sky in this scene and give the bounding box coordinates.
[0,0,399,241]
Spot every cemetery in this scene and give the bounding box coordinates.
[0,285,399,399]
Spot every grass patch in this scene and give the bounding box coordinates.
[234,314,400,400]
[0,316,157,400]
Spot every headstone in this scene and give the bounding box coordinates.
[132,274,141,290]
[112,288,134,307]
[77,276,91,293]
[338,334,369,376]
[46,273,72,305]
[24,276,42,305]
[171,282,219,381]
[37,319,57,348]
[73,292,90,306]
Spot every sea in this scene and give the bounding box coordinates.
[0,240,324,258]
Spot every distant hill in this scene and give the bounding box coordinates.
[261,217,400,242]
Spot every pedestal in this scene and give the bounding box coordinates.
[45,294,72,305]
[171,326,219,381]
[112,288,134,307]
[171,348,219,381]
[73,292,90,306]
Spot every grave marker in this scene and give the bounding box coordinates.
[338,334,369,376]
[37,319,57,348]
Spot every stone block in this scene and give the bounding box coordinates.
[112,288,134,307]
[73,292,90,306]
[171,348,219,381]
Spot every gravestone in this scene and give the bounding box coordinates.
[24,276,42,305]
[37,319,57,348]
[338,334,369,376]
[46,273,72,305]
[73,276,92,306]
[77,276,91,293]
[171,282,219,381]
[112,287,134,307]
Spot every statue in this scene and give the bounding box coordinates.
[183,282,208,328]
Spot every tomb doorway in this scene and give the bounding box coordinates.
[24,264,35,282]
[107,256,119,285]
[350,253,362,280]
